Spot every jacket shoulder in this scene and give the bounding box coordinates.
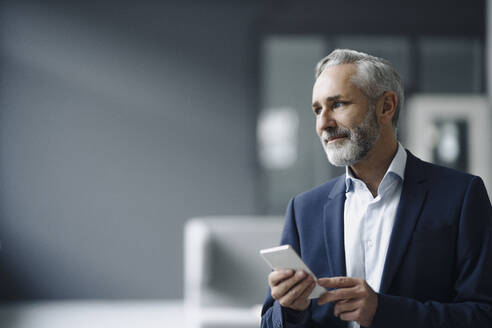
[293,175,344,205]
[407,151,479,186]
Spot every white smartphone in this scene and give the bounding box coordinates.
[260,244,326,299]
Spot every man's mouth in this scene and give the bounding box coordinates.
[325,135,347,144]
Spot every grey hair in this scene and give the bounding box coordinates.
[315,49,404,128]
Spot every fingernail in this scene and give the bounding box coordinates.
[296,270,305,277]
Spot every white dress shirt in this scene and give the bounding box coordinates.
[343,143,407,328]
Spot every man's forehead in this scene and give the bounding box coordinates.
[312,64,366,106]
[313,64,357,93]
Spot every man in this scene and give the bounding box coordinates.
[261,49,492,328]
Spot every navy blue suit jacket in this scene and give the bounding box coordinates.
[261,151,492,328]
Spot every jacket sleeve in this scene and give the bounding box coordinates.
[372,176,492,328]
[261,197,313,328]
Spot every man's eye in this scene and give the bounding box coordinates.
[313,107,322,115]
[333,101,346,109]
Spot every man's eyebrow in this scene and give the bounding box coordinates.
[312,95,343,108]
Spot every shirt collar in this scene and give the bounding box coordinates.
[345,142,407,193]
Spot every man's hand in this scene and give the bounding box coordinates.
[317,277,378,327]
[268,269,316,311]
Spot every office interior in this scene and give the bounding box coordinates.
[0,0,490,327]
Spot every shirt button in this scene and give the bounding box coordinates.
[367,240,374,248]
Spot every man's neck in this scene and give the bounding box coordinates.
[349,137,398,197]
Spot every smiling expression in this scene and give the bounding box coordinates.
[312,64,380,166]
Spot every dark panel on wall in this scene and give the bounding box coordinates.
[257,0,485,37]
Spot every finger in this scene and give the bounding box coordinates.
[334,299,361,317]
[271,270,309,300]
[318,276,359,288]
[289,280,316,309]
[279,274,314,307]
[317,286,360,305]
[296,279,316,302]
[269,269,294,287]
[339,309,360,322]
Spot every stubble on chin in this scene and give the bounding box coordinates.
[323,139,359,167]
[320,109,380,167]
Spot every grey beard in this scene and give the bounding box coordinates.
[320,109,380,167]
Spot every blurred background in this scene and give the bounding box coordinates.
[0,0,490,327]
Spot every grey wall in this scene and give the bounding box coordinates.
[0,1,261,299]
[0,0,485,300]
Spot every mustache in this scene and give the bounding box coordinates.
[321,127,351,141]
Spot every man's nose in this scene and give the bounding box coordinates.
[317,109,337,133]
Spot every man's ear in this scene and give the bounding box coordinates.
[379,91,397,125]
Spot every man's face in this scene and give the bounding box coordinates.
[312,64,380,166]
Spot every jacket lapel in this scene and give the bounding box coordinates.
[379,151,428,293]
[323,176,347,277]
